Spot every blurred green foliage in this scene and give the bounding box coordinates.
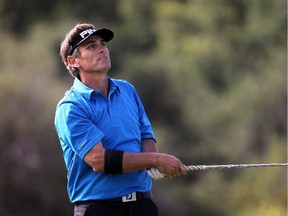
[0,0,286,215]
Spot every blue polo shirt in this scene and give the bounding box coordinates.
[54,78,156,203]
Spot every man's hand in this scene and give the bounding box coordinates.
[148,153,187,180]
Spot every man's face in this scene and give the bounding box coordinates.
[75,35,111,74]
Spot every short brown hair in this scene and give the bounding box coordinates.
[59,23,95,77]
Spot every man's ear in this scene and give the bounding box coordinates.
[67,56,79,68]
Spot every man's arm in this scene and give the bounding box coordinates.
[141,138,158,153]
[84,140,187,178]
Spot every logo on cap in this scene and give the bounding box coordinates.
[79,28,97,39]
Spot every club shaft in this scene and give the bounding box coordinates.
[186,163,288,171]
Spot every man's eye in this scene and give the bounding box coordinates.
[88,44,97,49]
[86,41,106,49]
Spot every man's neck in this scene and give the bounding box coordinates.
[80,73,109,98]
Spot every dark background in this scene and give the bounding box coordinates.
[0,0,286,215]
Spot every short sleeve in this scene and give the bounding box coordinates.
[55,102,105,159]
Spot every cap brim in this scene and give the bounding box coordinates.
[69,28,114,55]
[93,28,114,42]
[75,28,114,47]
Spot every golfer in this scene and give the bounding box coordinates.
[54,23,187,216]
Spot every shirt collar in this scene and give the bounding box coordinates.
[73,77,120,100]
[108,78,121,94]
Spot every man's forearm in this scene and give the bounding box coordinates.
[122,151,187,179]
[122,152,158,173]
[85,139,186,177]
[119,138,159,173]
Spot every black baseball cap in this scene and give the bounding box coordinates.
[69,27,114,55]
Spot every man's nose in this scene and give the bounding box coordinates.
[98,45,105,53]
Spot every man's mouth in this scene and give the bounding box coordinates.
[98,56,108,61]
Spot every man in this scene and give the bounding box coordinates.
[55,23,187,216]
